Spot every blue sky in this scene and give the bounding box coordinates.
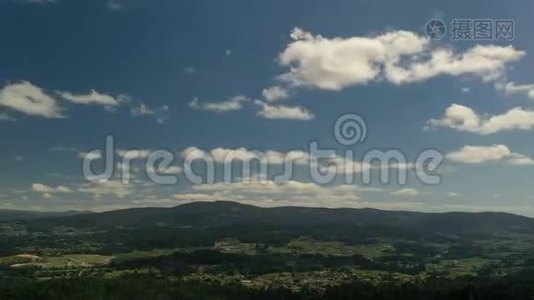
[1,0,534,214]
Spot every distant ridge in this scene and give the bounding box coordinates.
[20,201,534,238]
[0,209,88,222]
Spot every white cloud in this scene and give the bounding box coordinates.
[0,81,64,118]
[183,67,196,74]
[130,103,169,123]
[386,45,524,84]
[189,95,249,113]
[181,146,411,175]
[391,188,420,197]
[278,28,524,90]
[148,165,183,175]
[174,178,370,207]
[0,112,16,122]
[182,146,310,165]
[0,81,155,120]
[495,81,534,99]
[78,179,132,198]
[78,150,102,160]
[317,156,359,175]
[190,93,312,121]
[262,86,290,102]
[116,149,152,159]
[173,193,222,201]
[428,104,534,134]
[193,179,356,194]
[107,0,123,11]
[181,146,209,160]
[57,90,121,107]
[31,183,72,194]
[254,100,314,120]
[446,144,534,165]
[130,103,155,116]
[507,155,534,166]
[225,49,232,56]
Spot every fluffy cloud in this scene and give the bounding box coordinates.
[115,149,183,175]
[189,95,249,112]
[107,0,123,11]
[262,86,290,102]
[254,101,314,120]
[148,165,183,175]
[173,179,370,207]
[391,188,420,197]
[0,113,16,122]
[173,193,221,201]
[78,150,102,160]
[278,28,524,90]
[446,144,534,165]
[182,147,310,165]
[495,81,534,99]
[181,146,412,175]
[130,103,168,116]
[428,104,534,134]
[0,82,63,118]
[116,149,152,159]
[192,179,356,194]
[386,45,524,84]
[78,179,132,198]
[190,92,313,121]
[57,90,121,107]
[183,67,196,74]
[130,103,169,123]
[31,183,72,194]
[0,81,152,119]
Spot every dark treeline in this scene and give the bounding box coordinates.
[110,249,429,275]
[2,272,534,300]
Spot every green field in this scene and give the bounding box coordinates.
[5,254,113,269]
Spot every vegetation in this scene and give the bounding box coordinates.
[2,201,534,299]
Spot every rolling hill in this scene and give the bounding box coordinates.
[22,201,534,239]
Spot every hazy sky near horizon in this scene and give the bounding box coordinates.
[1,0,534,215]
